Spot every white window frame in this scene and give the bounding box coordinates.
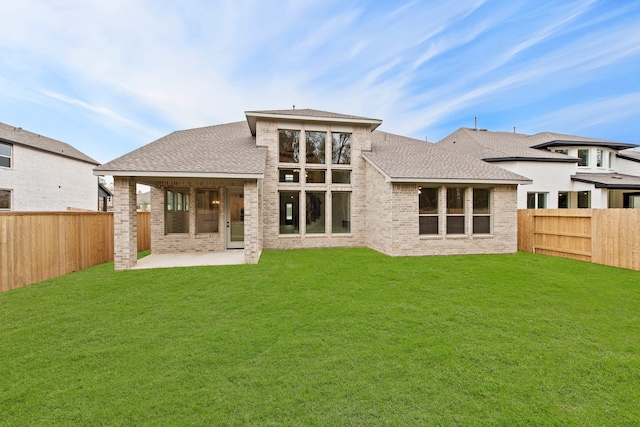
[0,142,11,168]
[527,192,548,209]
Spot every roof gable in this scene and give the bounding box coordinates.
[244,108,382,135]
[0,122,98,165]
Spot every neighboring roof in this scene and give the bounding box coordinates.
[244,108,382,135]
[437,128,576,162]
[95,121,266,179]
[617,148,640,163]
[571,173,640,189]
[526,132,636,150]
[98,184,113,197]
[0,122,99,165]
[363,131,531,184]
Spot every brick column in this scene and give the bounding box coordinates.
[114,177,137,270]
[244,180,262,264]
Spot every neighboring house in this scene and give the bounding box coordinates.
[137,191,150,211]
[0,122,100,211]
[96,108,531,270]
[437,128,640,209]
[99,183,113,212]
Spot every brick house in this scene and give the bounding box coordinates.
[95,109,530,270]
[0,122,100,211]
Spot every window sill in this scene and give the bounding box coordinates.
[419,235,443,240]
[472,234,494,239]
[445,234,470,240]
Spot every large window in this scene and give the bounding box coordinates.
[331,170,351,184]
[0,143,11,168]
[419,187,438,235]
[305,131,326,164]
[196,189,219,233]
[332,192,351,233]
[578,149,589,167]
[305,169,325,183]
[527,192,547,209]
[306,192,325,234]
[473,189,491,234]
[280,191,300,234]
[332,133,351,164]
[0,189,11,210]
[166,189,189,233]
[279,130,300,163]
[578,191,590,208]
[446,188,465,234]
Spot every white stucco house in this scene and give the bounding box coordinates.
[437,128,640,209]
[0,122,100,211]
[95,108,532,270]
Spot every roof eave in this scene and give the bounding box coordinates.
[388,177,533,185]
[484,156,578,163]
[617,153,640,163]
[530,140,636,150]
[93,170,264,179]
[571,176,640,189]
[245,112,382,135]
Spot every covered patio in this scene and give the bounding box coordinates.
[132,250,246,269]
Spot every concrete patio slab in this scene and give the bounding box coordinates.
[132,251,246,269]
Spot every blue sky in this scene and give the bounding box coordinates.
[1,0,639,164]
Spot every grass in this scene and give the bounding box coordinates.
[1,248,639,426]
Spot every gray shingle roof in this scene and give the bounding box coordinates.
[363,131,531,183]
[245,108,380,121]
[437,128,576,162]
[244,108,382,135]
[526,132,636,150]
[617,148,640,163]
[95,121,266,177]
[572,173,640,189]
[0,121,98,165]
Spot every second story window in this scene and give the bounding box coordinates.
[279,130,300,163]
[305,131,326,164]
[332,132,351,164]
[0,142,11,168]
[578,149,589,167]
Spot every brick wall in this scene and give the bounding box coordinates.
[113,177,137,270]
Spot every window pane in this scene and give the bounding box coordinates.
[279,169,300,183]
[306,169,325,183]
[332,192,351,233]
[167,191,174,211]
[279,130,300,163]
[332,133,351,164]
[305,131,326,164]
[331,170,351,184]
[447,216,465,234]
[473,189,490,214]
[419,188,438,214]
[473,216,490,234]
[0,143,10,157]
[196,190,219,233]
[306,192,325,234]
[597,150,603,167]
[555,149,568,155]
[558,192,568,209]
[527,193,536,209]
[578,191,590,208]
[0,157,9,168]
[419,216,438,235]
[280,191,299,234]
[0,189,10,209]
[177,192,183,211]
[608,153,613,169]
[537,193,547,209]
[578,149,589,166]
[447,188,464,214]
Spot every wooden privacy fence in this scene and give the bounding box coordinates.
[0,211,151,292]
[518,209,640,271]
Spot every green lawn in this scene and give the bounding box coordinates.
[1,249,639,426]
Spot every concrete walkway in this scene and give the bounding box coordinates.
[132,251,246,269]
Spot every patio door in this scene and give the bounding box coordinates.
[226,188,244,249]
